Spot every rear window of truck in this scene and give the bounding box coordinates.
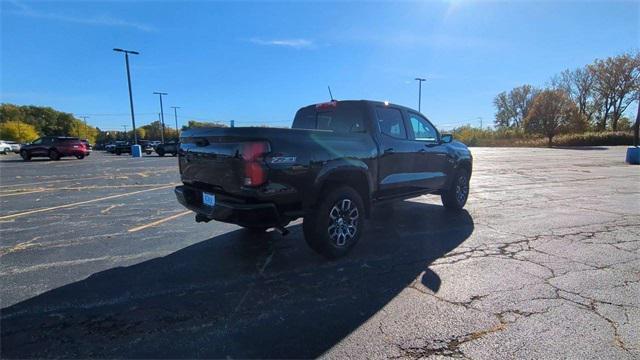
[292,102,364,133]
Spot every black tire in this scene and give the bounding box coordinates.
[115,149,122,155]
[146,151,152,155]
[441,169,470,210]
[76,154,85,159]
[20,150,31,161]
[48,149,60,161]
[303,186,364,259]
[157,148,165,157]
[172,152,177,157]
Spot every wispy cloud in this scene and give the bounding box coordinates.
[249,38,314,49]
[5,0,155,32]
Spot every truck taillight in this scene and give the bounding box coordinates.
[242,141,269,187]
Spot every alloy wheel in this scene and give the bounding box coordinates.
[455,174,469,205]
[327,198,359,247]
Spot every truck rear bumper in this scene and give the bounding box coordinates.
[175,185,282,228]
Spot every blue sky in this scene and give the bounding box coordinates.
[1,1,638,131]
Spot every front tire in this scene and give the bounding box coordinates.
[157,148,165,157]
[20,150,31,161]
[49,149,61,161]
[76,154,85,159]
[303,186,364,259]
[441,169,470,210]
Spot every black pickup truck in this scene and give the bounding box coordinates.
[175,100,472,258]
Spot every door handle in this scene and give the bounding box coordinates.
[384,148,394,154]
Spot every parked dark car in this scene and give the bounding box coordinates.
[20,136,90,161]
[112,141,153,155]
[175,100,473,258]
[155,141,179,157]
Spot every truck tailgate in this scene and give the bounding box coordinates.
[179,133,252,194]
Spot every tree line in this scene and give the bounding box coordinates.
[0,103,229,145]
[493,52,639,145]
[0,104,99,143]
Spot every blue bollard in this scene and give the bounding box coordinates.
[131,145,142,158]
[626,147,640,165]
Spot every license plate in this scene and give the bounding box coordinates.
[202,192,216,207]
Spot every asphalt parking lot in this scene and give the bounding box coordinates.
[1,147,638,359]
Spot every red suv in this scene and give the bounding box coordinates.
[20,137,90,161]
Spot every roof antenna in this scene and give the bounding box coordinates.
[327,85,334,101]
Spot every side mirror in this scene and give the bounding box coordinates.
[441,134,453,143]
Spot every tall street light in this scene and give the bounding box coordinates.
[154,91,168,143]
[113,48,140,144]
[415,77,426,112]
[80,116,89,139]
[171,106,181,138]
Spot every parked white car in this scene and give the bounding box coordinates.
[0,140,14,154]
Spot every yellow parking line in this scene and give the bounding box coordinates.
[0,184,176,220]
[0,175,113,188]
[128,211,192,233]
[0,183,177,197]
[0,189,49,197]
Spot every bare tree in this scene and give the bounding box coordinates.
[493,85,539,128]
[591,52,640,131]
[552,67,598,126]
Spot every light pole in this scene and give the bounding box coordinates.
[122,125,128,140]
[113,48,140,144]
[154,91,168,143]
[170,106,180,138]
[415,77,426,112]
[80,116,89,138]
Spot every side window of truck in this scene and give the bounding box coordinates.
[376,107,407,139]
[408,113,438,143]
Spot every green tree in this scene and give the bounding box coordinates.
[0,121,39,143]
[0,103,98,143]
[524,90,582,147]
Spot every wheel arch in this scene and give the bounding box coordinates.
[307,160,373,217]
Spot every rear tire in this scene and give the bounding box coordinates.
[157,148,165,157]
[441,169,470,210]
[20,150,31,161]
[303,186,364,259]
[115,149,122,155]
[49,149,60,161]
[76,154,85,159]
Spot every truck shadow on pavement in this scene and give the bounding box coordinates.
[1,200,473,359]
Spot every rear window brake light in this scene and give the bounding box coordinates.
[315,101,337,109]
